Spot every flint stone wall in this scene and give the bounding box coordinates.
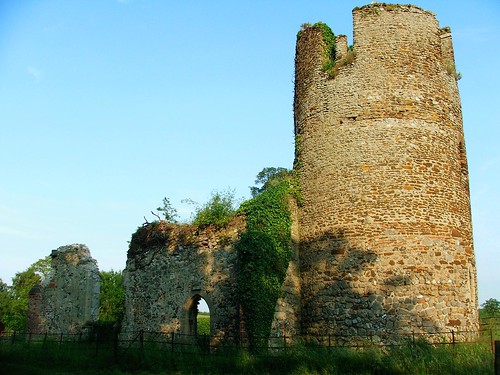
[27,244,100,333]
[121,212,302,344]
[121,219,244,342]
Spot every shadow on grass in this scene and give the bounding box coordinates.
[0,338,493,375]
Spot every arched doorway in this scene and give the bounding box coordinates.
[196,297,210,336]
[183,294,211,336]
[183,294,211,352]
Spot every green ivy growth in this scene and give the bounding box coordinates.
[312,22,336,72]
[293,133,302,171]
[236,179,294,351]
[297,22,339,78]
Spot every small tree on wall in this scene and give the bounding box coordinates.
[157,197,179,223]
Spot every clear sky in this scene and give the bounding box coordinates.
[0,1,498,305]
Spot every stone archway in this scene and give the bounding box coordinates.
[182,293,211,337]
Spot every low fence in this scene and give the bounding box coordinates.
[1,326,498,355]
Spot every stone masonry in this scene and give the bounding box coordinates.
[121,3,479,345]
[295,4,478,342]
[121,219,245,344]
[121,205,302,344]
[27,244,100,333]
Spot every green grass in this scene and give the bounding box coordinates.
[197,313,210,336]
[0,338,494,374]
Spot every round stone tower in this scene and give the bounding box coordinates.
[294,4,478,342]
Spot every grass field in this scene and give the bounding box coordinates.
[0,335,494,374]
[197,312,210,336]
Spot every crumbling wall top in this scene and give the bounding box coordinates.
[353,3,434,16]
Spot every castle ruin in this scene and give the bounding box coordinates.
[26,4,478,345]
[294,3,478,341]
[120,3,478,345]
[27,244,100,334]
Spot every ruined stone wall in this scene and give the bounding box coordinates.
[27,244,100,333]
[122,212,302,344]
[295,4,478,342]
[121,219,244,343]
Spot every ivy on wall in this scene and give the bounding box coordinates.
[236,179,294,350]
[312,22,336,67]
[297,22,354,79]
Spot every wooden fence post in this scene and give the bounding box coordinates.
[494,341,500,375]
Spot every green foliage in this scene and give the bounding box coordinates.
[0,256,51,331]
[197,313,210,336]
[189,188,237,228]
[156,197,179,223]
[98,270,125,323]
[297,21,356,79]
[481,298,500,316]
[445,62,462,81]
[236,179,293,350]
[312,22,336,70]
[296,22,335,68]
[0,279,10,327]
[250,167,291,197]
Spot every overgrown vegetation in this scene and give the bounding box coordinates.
[297,22,335,64]
[250,167,290,197]
[236,169,296,350]
[479,298,500,340]
[156,197,179,223]
[98,270,125,324]
[297,22,356,79]
[444,61,463,81]
[0,338,493,374]
[328,46,356,78]
[312,22,336,74]
[0,256,51,331]
[184,188,238,228]
[128,220,174,257]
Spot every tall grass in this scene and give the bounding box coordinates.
[0,337,493,374]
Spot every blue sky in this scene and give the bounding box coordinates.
[0,1,498,305]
